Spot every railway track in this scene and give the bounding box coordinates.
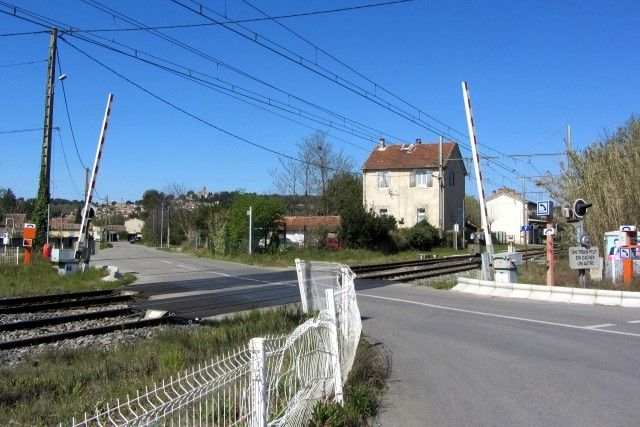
[349,246,560,282]
[0,289,135,314]
[0,290,175,351]
[350,254,482,281]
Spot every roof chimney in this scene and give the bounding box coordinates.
[415,138,422,144]
[379,138,385,148]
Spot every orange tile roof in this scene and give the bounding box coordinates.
[361,142,461,170]
[283,216,340,231]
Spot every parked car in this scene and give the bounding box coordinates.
[129,236,141,244]
[324,235,342,250]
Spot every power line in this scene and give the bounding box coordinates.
[62,38,355,176]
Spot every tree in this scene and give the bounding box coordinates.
[0,188,18,215]
[339,202,397,252]
[229,193,285,254]
[537,115,640,252]
[165,183,199,245]
[325,173,362,216]
[270,131,355,215]
[464,195,482,228]
[140,189,169,245]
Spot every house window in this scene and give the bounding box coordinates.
[378,171,390,188]
[379,208,388,216]
[410,170,433,187]
[449,171,455,186]
[417,207,426,223]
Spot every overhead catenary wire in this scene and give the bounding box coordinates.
[0,0,560,197]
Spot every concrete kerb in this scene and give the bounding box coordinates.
[529,284,552,301]
[491,281,513,298]
[547,286,572,303]
[595,289,623,306]
[454,276,639,308]
[621,292,640,308]
[569,287,596,305]
[509,283,532,299]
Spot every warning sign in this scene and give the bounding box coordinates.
[568,246,600,269]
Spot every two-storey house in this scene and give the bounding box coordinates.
[362,139,466,229]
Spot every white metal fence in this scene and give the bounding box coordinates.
[63,259,361,426]
[0,246,19,265]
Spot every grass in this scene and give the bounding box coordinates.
[0,307,306,426]
[0,255,135,297]
[308,338,390,427]
[517,253,640,290]
[191,245,471,269]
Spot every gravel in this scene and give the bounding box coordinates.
[0,308,199,368]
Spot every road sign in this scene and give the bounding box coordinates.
[22,238,32,247]
[620,248,632,259]
[521,225,532,232]
[568,246,600,269]
[537,200,553,216]
[543,228,555,236]
[620,225,637,232]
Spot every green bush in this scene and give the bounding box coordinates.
[404,220,439,251]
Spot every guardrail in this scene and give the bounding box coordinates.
[63,259,361,426]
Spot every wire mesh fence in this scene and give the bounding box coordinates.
[0,246,19,265]
[63,259,361,427]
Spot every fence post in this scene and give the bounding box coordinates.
[325,289,343,404]
[249,338,267,427]
[340,266,351,341]
[295,258,309,312]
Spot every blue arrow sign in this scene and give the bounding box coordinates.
[521,225,532,232]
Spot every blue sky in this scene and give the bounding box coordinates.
[1,0,638,204]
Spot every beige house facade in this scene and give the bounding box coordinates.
[362,139,466,229]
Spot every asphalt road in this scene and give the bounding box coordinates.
[93,243,640,426]
[91,242,300,319]
[359,284,640,426]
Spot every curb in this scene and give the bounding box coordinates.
[453,277,638,308]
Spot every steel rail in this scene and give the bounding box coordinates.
[0,316,174,351]
[0,307,139,332]
[0,294,134,315]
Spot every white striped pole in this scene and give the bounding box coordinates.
[77,94,114,261]
[462,82,494,257]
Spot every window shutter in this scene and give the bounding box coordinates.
[427,173,433,187]
[410,171,416,187]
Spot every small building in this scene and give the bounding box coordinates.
[486,187,544,244]
[125,218,144,239]
[282,216,341,247]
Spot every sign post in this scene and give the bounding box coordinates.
[537,201,554,286]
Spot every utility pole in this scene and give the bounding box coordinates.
[41,27,57,194]
[33,27,58,248]
[160,203,164,248]
[438,136,444,241]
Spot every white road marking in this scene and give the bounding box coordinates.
[160,260,172,264]
[177,264,197,271]
[358,293,640,338]
[584,324,615,330]
[627,320,640,324]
